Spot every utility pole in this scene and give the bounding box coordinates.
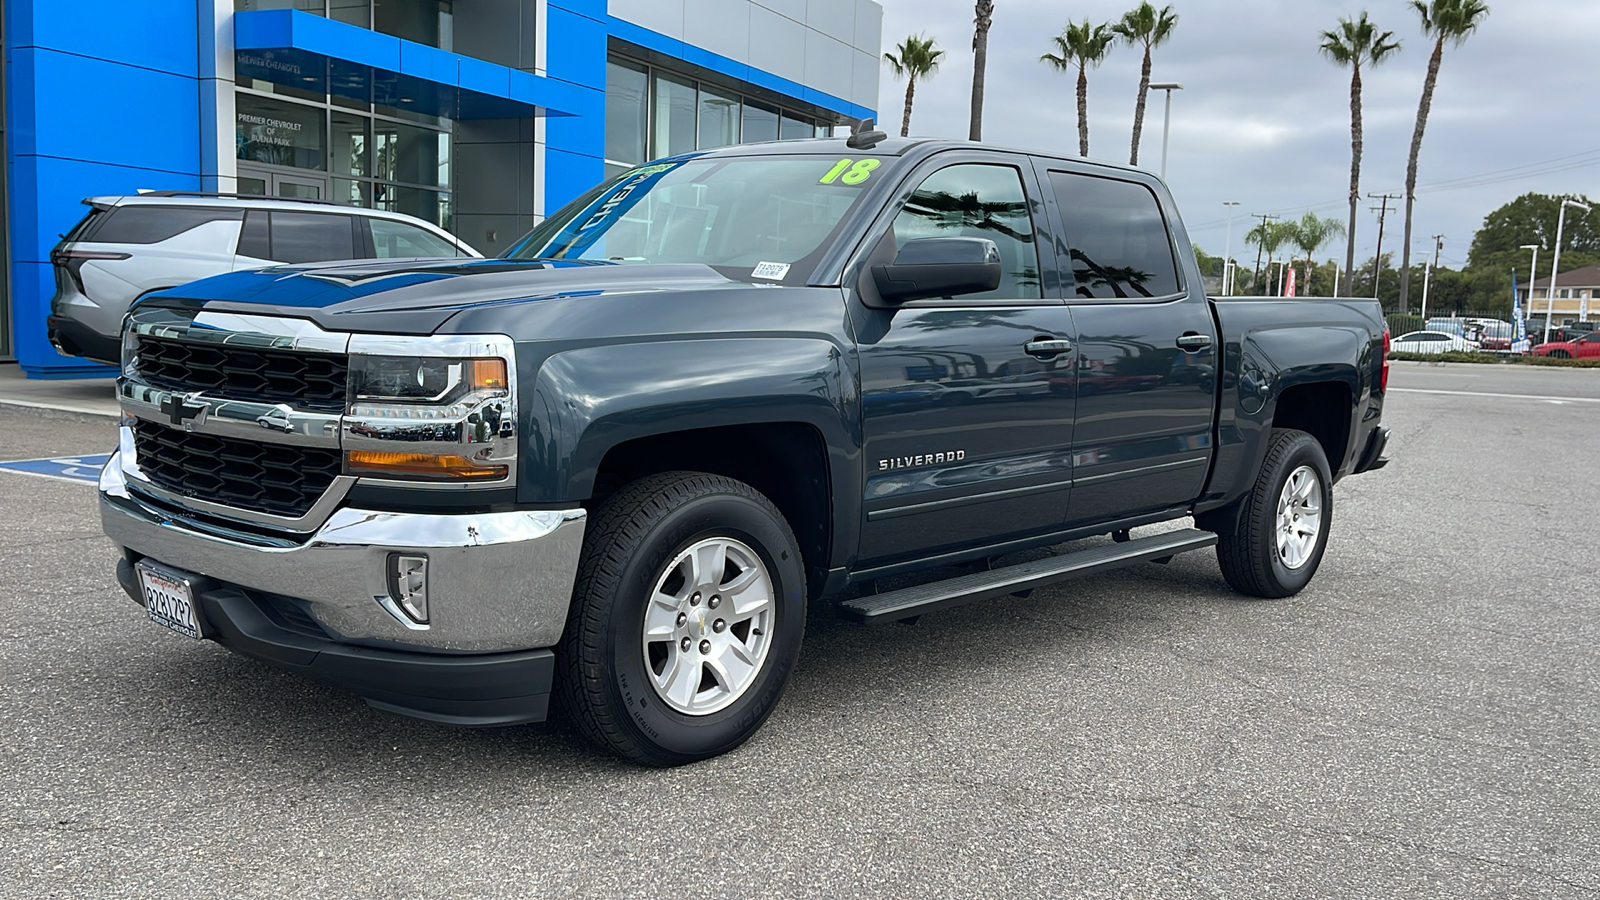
[1420,236,1443,322]
[1367,192,1399,302]
[1250,213,1278,296]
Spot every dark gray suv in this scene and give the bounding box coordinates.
[47,193,479,364]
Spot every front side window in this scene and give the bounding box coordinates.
[1049,171,1181,300]
[506,155,888,280]
[889,163,1041,300]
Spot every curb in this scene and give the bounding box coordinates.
[0,398,120,423]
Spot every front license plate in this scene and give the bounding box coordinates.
[138,562,203,640]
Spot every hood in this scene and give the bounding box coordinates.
[139,258,745,334]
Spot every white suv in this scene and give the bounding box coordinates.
[47,192,480,364]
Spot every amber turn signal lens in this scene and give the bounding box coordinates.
[469,358,508,391]
[346,450,508,480]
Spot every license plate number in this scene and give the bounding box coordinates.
[138,562,203,640]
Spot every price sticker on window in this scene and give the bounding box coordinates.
[819,158,881,186]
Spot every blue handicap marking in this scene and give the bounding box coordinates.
[0,453,113,484]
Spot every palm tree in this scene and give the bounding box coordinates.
[1288,212,1346,296]
[1320,12,1401,297]
[1246,220,1294,295]
[1112,2,1178,167]
[884,35,945,138]
[1041,21,1117,157]
[1398,0,1490,311]
[970,0,995,141]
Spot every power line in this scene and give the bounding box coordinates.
[1368,193,1399,299]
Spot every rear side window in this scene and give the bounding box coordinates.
[1048,172,1181,300]
[245,212,359,264]
[369,218,460,258]
[89,206,244,244]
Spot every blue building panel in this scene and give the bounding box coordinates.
[10,49,202,174]
[7,0,200,80]
[545,6,609,94]
[542,147,606,213]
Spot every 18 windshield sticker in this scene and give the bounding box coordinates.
[818,158,881,185]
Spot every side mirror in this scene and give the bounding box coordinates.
[871,237,1002,304]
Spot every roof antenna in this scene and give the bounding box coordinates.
[846,118,888,150]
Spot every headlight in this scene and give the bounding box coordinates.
[349,355,508,404]
[120,325,139,378]
[343,350,515,484]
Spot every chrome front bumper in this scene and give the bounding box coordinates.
[100,452,586,653]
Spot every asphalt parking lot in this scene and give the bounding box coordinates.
[2,361,1597,898]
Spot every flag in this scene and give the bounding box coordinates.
[1285,266,1297,298]
[1511,268,1531,353]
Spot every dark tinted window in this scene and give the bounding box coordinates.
[62,208,107,243]
[89,206,244,245]
[1049,171,1181,300]
[237,211,270,259]
[890,163,1041,300]
[269,212,358,264]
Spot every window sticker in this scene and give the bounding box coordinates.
[819,158,881,186]
[752,261,792,281]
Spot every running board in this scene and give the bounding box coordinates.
[837,528,1218,625]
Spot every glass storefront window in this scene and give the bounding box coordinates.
[375,184,452,231]
[654,74,697,158]
[331,112,369,178]
[329,0,368,27]
[235,0,325,12]
[373,119,450,188]
[780,114,813,141]
[606,60,648,167]
[236,94,327,170]
[374,0,453,51]
[741,101,779,144]
[698,88,740,151]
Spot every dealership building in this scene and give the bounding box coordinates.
[1,0,881,376]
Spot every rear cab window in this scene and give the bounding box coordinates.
[1047,170,1182,300]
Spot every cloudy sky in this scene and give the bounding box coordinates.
[873,0,1599,272]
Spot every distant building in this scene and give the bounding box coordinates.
[1527,264,1600,322]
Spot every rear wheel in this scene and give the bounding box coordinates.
[556,472,806,766]
[1210,429,1333,598]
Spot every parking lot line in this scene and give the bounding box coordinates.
[1388,387,1600,404]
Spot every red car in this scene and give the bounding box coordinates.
[1531,332,1600,359]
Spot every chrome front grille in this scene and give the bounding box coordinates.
[131,420,342,518]
[136,335,348,412]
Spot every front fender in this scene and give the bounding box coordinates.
[520,337,861,509]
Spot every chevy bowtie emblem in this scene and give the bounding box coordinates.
[160,392,209,426]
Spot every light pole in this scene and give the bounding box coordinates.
[1150,82,1183,180]
[1544,199,1591,343]
[1520,243,1540,345]
[1222,201,1240,294]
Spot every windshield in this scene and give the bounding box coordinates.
[503,155,891,281]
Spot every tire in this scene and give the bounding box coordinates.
[1211,429,1334,599]
[556,471,806,766]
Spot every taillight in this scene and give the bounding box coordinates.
[49,249,130,294]
[1380,326,1391,393]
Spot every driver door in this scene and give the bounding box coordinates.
[852,155,1078,567]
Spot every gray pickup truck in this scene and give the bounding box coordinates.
[100,135,1391,766]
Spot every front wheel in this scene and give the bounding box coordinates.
[556,472,806,766]
[1210,429,1334,598]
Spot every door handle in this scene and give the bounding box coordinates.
[1024,338,1073,356]
[1176,333,1213,351]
